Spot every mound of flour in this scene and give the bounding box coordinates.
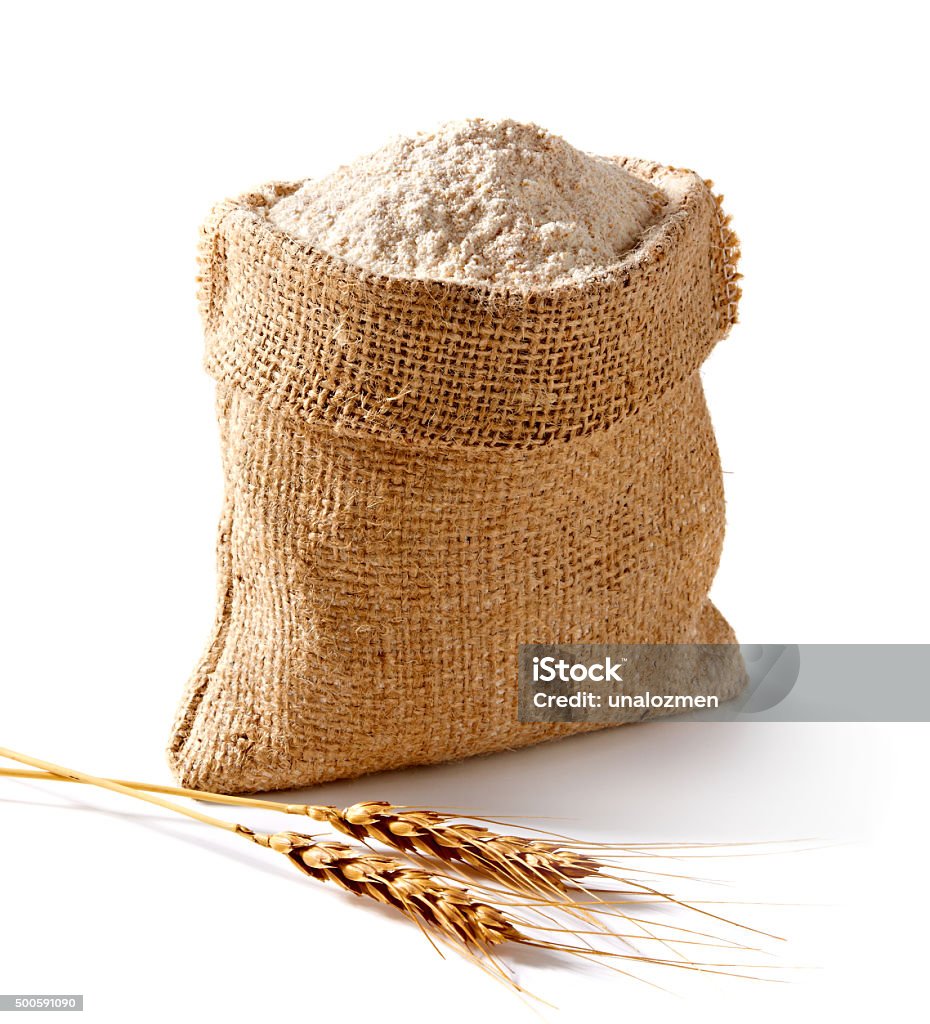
[267,119,666,290]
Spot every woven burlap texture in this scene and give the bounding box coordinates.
[168,159,744,794]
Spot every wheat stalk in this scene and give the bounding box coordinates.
[0,766,598,890]
[0,749,530,976]
[0,767,773,938]
[0,770,613,886]
[3,747,780,992]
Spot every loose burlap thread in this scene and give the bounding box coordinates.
[168,159,744,794]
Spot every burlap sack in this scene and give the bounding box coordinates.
[168,159,744,794]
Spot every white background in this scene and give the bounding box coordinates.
[1,2,927,1021]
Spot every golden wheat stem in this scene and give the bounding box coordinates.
[0,752,520,946]
[0,750,781,989]
[0,766,294,812]
[0,766,733,911]
[0,747,245,835]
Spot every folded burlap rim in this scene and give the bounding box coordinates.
[198,159,740,450]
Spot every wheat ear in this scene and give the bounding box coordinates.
[4,747,761,989]
[312,802,784,936]
[1,759,754,929]
[0,766,780,944]
[0,749,534,973]
[2,752,785,989]
[0,769,632,888]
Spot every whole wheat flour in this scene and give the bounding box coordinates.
[267,119,667,289]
